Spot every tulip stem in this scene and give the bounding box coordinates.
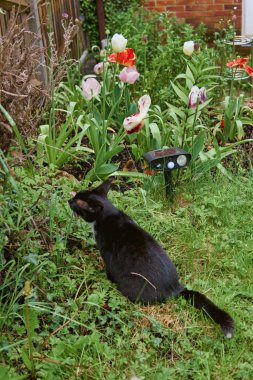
[101,59,107,142]
[191,100,199,154]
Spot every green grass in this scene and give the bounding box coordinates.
[0,168,253,379]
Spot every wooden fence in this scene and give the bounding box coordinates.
[0,0,88,84]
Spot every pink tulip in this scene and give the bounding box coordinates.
[82,78,101,100]
[119,66,140,84]
[123,95,151,134]
[188,85,206,108]
[94,62,106,75]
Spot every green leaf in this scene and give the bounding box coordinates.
[166,103,186,120]
[191,131,205,161]
[21,348,33,371]
[94,143,107,168]
[131,144,144,161]
[235,120,245,140]
[24,308,39,338]
[171,82,189,106]
[223,113,232,143]
[185,65,195,89]
[149,123,161,149]
[87,163,119,181]
[192,158,220,177]
[104,146,124,162]
[130,101,138,115]
[112,171,148,179]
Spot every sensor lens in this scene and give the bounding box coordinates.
[167,161,175,169]
[177,155,187,167]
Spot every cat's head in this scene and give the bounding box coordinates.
[68,179,112,222]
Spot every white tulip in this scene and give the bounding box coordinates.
[111,33,127,52]
[183,41,194,56]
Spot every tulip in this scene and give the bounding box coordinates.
[119,66,140,84]
[82,78,101,100]
[93,62,106,75]
[111,33,127,53]
[108,48,136,67]
[188,86,206,108]
[226,57,253,77]
[123,95,151,134]
[183,41,194,56]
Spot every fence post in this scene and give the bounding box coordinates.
[27,0,48,86]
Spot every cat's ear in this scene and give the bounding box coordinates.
[95,178,113,196]
[76,198,103,215]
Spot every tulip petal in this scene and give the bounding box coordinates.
[123,113,144,134]
[108,48,136,67]
[199,87,207,103]
[119,66,140,84]
[227,57,248,68]
[82,78,101,100]
[138,95,151,116]
[111,33,128,53]
[183,41,194,56]
[188,85,199,108]
[244,65,253,77]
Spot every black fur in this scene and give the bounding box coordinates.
[69,179,234,338]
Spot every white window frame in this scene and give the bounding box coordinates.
[242,0,253,36]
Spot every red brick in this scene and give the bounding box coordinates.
[156,0,175,4]
[224,4,241,9]
[165,5,185,11]
[195,0,215,4]
[146,6,166,11]
[214,0,238,3]
[174,12,191,18]
[214,10,236,16]
[175,0,195,4]
[186,5,223,11]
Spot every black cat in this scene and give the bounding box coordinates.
[69,179,234,338]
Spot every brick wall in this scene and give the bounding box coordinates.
[142,0,242,33]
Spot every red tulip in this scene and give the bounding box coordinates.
[108,48,136,67]
[226,57,253,77]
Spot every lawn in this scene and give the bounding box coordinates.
[1,169,252,379]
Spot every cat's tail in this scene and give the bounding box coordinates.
[179,288,234,338]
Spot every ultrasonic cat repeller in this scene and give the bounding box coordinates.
[143,147,191,201]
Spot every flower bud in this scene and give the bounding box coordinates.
[183,41,194,56]
[111,33,127,53]
[119,66,140,84]
[82,78,101,100]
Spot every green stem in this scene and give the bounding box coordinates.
[101,61,107,144]
[191,102,199,152]
[180,121,187,149]
[25,300,36,377]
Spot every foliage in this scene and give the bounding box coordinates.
[214,95,253,144]
[1,167,253,379]
[37,101,93,170]
[81,0,140,46]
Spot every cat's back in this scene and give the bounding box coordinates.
[94,209,183,303]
